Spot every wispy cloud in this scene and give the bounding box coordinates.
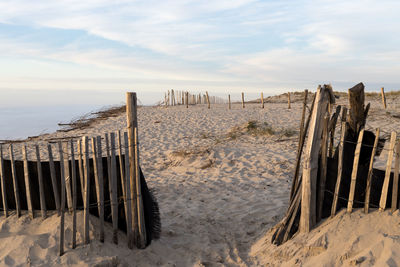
[0,0,399,99]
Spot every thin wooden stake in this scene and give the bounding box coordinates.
[35,145,46,218]
[9,144,20,217]
[58,142,66,256]
[127,92,147,248]
[261,92,264,109]
[379,131,397,211]
[62,142,72,213]
[0,145,8,217]
[391,140,400,212]
[22,145,33,218]
[241,92,245,108]
[48,144,60,215]
[110,132,119,244]
[381,87,387,109]
[185,92,189,108]
[91,137,101,216]
[70,140,77,249]
[96,136,105,243]
[77,140,85,200]
[124,132,133,248]
[82,136,90,244]
[331,121,347,217]
[364,128,380,213]
[118,131,129,230]
[287,92,291,109]
[317,115,329,221]
[228,94,231,110]
[347,128,365,213]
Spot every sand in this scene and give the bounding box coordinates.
[1,96,400,266]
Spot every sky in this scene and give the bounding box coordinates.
[0,0,400,107]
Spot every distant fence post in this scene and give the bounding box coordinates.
[261,92,264,109]
[228,94,231,110]
[126,92,147,249]
[288,92,291,109]
[206,91,210,109]
[241,92,245,108]
[381,87,387,109]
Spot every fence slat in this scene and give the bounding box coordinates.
[124,132,133,248]
[22,145,33,218]
[82,136,90,244]
[35,145,47,218]
[381,87,387,109]
[48,144,60,215]
[317,115,330,221]
[0,145,8,217]
[70,140,77,249]
[77,140,85,200]
[287,92,291,109]
[118,130,129,228]
[228,94,231,110]
[364,128,380,214]
[96,136,105,243]
[380,132,397,211]
[91,137,101,216]
[241,92,245,108]
[9,144,21,217]
[347,129,364,213]
[391,141,400,212]
[58,142,66,256]
[62,142,72,213]
[110,132,119,244]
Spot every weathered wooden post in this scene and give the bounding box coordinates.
[228,95,231,110]
[241,92,245,108]
[287,92,291,109]
[300,85,332,233]
[185,92,189,108]
[9,144,21,217]
[126,92,147,249]
[381,87,387,109]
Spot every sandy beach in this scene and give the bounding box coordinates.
[1,95,400,266]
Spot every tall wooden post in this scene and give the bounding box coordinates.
[126,92,147,248]
[241,92,245,108]
[381,87,387,109]
[287,92,291,109]
[185,92,189,108]
[228,95,231,110]
[300,85,331,232]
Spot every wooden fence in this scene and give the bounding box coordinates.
[0,92,160,256]
[272,83,400,245]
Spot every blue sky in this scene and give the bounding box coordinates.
[1,0,400,105]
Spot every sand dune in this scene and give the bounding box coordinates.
[1,98,400,266]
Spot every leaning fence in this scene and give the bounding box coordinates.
[0,92,155,256]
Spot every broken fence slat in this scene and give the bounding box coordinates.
[0,145,8,217]
[48,144,60,215]
[9,144,21,217]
